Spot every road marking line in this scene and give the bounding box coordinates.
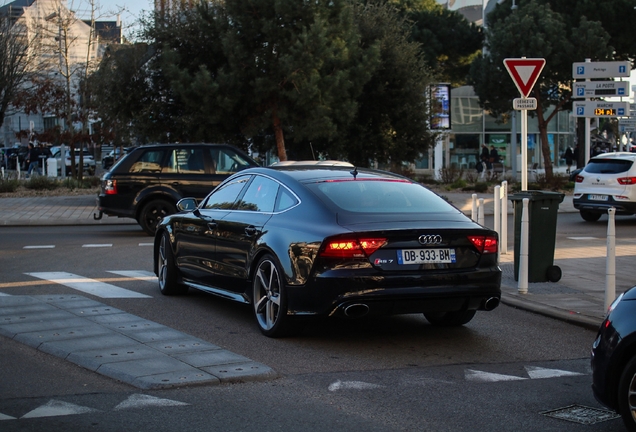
[0,412,16,420]
[567,237,598,240]
[139,243,153,247]
[21,400,99,419]
[107,270,157,282]
[328,380,383,391]
[114,394,189,411]
[23,245,55,249]
[82,244,113,248]
[525,366,584,379]
[25,272,151,298]
[465,369,527,382]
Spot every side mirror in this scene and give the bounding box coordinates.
[176,198,197,212]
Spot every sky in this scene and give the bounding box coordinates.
[77,0,153,37]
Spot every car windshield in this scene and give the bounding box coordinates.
[306,179,456,213]
[585,159,633,174]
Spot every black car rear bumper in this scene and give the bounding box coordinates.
[286,268,502,317]
[97,195,136,219]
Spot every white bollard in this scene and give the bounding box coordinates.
[471,194,477,222]
[17,161,21,180]
[1,167,4,179]
[501,181,508,255]
[518,198,530,294]
[478,198,485,226]
[605,207,616,310]
[494,186,501,236]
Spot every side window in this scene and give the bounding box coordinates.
[203,176,251,210]
[209,148,253,175]
[274,187,298,212]
[128,150,164,173]
[164,148,206,174]
[236,176,279,212]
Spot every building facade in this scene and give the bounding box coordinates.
[0,0,121,147]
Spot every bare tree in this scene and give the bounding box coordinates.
[0,13,39,132]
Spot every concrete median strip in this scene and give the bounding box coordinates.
[0,295,277,389]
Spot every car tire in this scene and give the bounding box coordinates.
[139,199,176,236]
[580,210,602,222]
[252,254,292,338]
[424,310,476,327]
[157,231,187,295]
[618,355,636,432]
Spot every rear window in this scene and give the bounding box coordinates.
[585,159,633,174]
[306,180,455,213]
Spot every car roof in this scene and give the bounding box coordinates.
[270,160,354,167]
[591,152,636,161]
[250,165,410,183]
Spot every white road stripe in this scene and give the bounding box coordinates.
[328,380,383,391]
[107,270,157,282]
[23,245,55,249]
[465,369,527,383]
[82,244,113,248]
[114,394,189,411]
[0,413,16,420]
[525,366,583,379]
[21,400,99,419]
[567,237,598,240]
[139,243,153,247]
[25,272,151,298]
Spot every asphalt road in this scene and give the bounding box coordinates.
[0,223,629,431]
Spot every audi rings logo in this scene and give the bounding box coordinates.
[418,235,443,245]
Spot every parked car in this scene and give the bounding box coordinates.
[50,147,96,176]
[573,152,636,222]
[153,165,502,337]
[102,146,135,169]
[591,286,636,431]
[97,143,259,235]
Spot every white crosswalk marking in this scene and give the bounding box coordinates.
[107,270,157,283]
[26,272,151,298]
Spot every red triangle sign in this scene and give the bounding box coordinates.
[503,58,546,98]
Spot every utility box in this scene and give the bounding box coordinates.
[510,190,565,283]
[46,157,58,177]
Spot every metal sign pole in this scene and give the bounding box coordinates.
[521,108,528,191]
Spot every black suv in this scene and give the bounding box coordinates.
[96,143,259,235]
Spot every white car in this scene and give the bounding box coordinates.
[51,147,96,176]
[573,152,636,222]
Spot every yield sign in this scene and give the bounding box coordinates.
[503,58,546,98]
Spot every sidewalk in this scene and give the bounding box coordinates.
[0,191,626,331]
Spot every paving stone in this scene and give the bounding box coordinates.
[202,361,278,383]
[146,338,221,354]
[67,345,167,371]
[131,370,220,390]
[173,350,251,368]
[39,333,139,358]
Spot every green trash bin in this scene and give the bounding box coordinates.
[509,190,565,283]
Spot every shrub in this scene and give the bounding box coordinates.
[439,167,463,184]
[0,178,20,193]
[473,182,489,193]
[450,179,468,189]
[24,175,59,191]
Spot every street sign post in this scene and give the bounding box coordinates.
[513,98,537,110]
[572,101,629,118]
[573,81,629,98]
[504,58,546,192]
[573,61,631,79]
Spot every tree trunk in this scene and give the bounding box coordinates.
[272,108,287,161]
[535,94,553,179]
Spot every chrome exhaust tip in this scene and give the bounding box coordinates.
[344,303,370,318]
[483,297,500,311]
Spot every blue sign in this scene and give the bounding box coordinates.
[577,66,585,75]
[576,87,585,97]
[619,88,626,95]
[619,108,625,115]
[620,65,627,74]
[577,106,585,116]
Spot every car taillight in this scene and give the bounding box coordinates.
[468,235,498,254]
[617,177,636,185]
[104,179,117,195]
[320,237,387,258]
[575,175,584,183]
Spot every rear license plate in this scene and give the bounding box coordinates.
[397,249,456,265]
[588,194,608,201]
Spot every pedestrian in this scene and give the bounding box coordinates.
[489,145,500,164]
[563,147,574,174]
[26,142,41,177]
[480,143,491,171]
